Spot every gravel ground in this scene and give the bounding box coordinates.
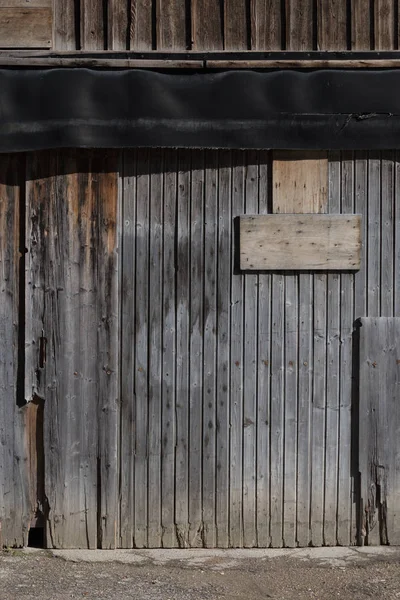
[1,547,400,600]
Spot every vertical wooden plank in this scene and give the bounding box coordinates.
[131,0,153,49]
[242,152,258,547]
[81,0,104,49]
[374,0,395,49]
[156,0,186,49]
[354,151,368,320]
[191,0,223,50]
[317,0,347,50]
[161,150,177,548]
[286,0,313,50]
[188,150,204,546]
[175,150,191,547]
[368,153,381,317]
[352,0,371,49]
[270,272,284,547]
[395,152,400,317]
[147,150,163,548]
[120,150,136,548]
[202,151,217,548]
[216,150,231,548]
[311,271,327,547]
[381,152,394,317]
[229,151,245,548]
[54,0,77,50]
[324,153,341,545]
[109,0,129,50]
[0,154,29,548]
[250,0,281,50]
[134,149,150,548]
[256,151,271,548]
[337,151,354,546]
[225,0,248,49]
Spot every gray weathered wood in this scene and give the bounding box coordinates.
[381,152,394,317]
[317,0,347,50]
[191,0,223,50]
[352,0,370,49]
[130,0,153,50]
[81,0,103,50]
[0,7,52,47]
[156,0,186,49]
[374,0,395,50]
[286,0,313,50]
[54,0,76,50]
[367,154,381,317]
[240,214,362,271]
[224,0,248,50]
[250,0,281,50]
[109,0,129,50]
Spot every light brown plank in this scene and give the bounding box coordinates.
[250,0,281,50]
[317,0,347,50]
[352,0,371,49]
[0,0,51,6]
[81,0,104,50]
[156,0,186,50]
[109,0,129,50]
[273,151,328,214]
[286,0,313,50]
[0,8,52,47]
[240,214,362,271]
[191,0,223,50]
[54,0,76,50]
[131,0,153,50]
[374,0,395,49]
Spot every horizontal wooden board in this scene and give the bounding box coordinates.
[0,1,51,6]
[0,7,52,47]
[240,214,361,270]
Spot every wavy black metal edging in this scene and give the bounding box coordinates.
[1,67,400,152]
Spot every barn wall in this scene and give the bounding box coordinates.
[0,0,397,51]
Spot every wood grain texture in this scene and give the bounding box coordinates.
[130,0,153,49]
[0,8,52,47]
[109,0,129,50]
[0,0,51,6]
[224,0,248,50]
[54,0,76,50]
[273,151,328,214]
[317,0,347,50]
[191,0,223,49]
[156,0,186,49]
[352,0,371,49]
[374,0,395,50]
[286,0,313,50]
[81,0,103,50]
[250,0,281,50]
[240,215,362,271]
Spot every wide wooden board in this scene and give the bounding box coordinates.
[0,8,52,47]
[240,214,361,270]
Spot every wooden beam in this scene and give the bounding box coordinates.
[0,8,52,48]
[240,214,362,270]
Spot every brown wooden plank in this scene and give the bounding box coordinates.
[317,0,347,50]
[81,0,104,50]
[0,8,52,47]
[352,0,371,49]
[273,151,328,214]
[224,0,248,50]
[374,0,395,50]
[240,214,362,271]
[130,0,153,50]
[109,0,129,50]
[54,0,76,50]
[285,0,313,50]
[0,0,51,6]
[156,0,186,49]
[191,0,223,50]
[250,0,281,50]
[207,58,400,68]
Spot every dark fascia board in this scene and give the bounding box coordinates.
[1,68,400,152]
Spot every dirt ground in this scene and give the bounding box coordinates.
[1,547,400,600]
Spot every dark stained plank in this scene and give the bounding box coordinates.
[119,149,137,548]
[225,0,248,50]
[285,0,313,50]
[202,150,218,548]
[0,8,52,48]
[216,150,231,547]
[156,0,186,49]
[0,153,30,548]
[188,150,205,546]
[351,0,371,49]
[250,0,281,50]
[191,0,223,50]
[109,0,129,50]
[54,0,76,50]
[174,149,191,548]
[161,150,178,547]
[317,0,347,50]
[81,0,104,50]
[130,0,153,50]
[374,0,395,50]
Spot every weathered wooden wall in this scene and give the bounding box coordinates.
[1,149,400,548]
[0,0,398,51]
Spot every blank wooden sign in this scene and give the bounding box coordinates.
[240,214,362,271]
